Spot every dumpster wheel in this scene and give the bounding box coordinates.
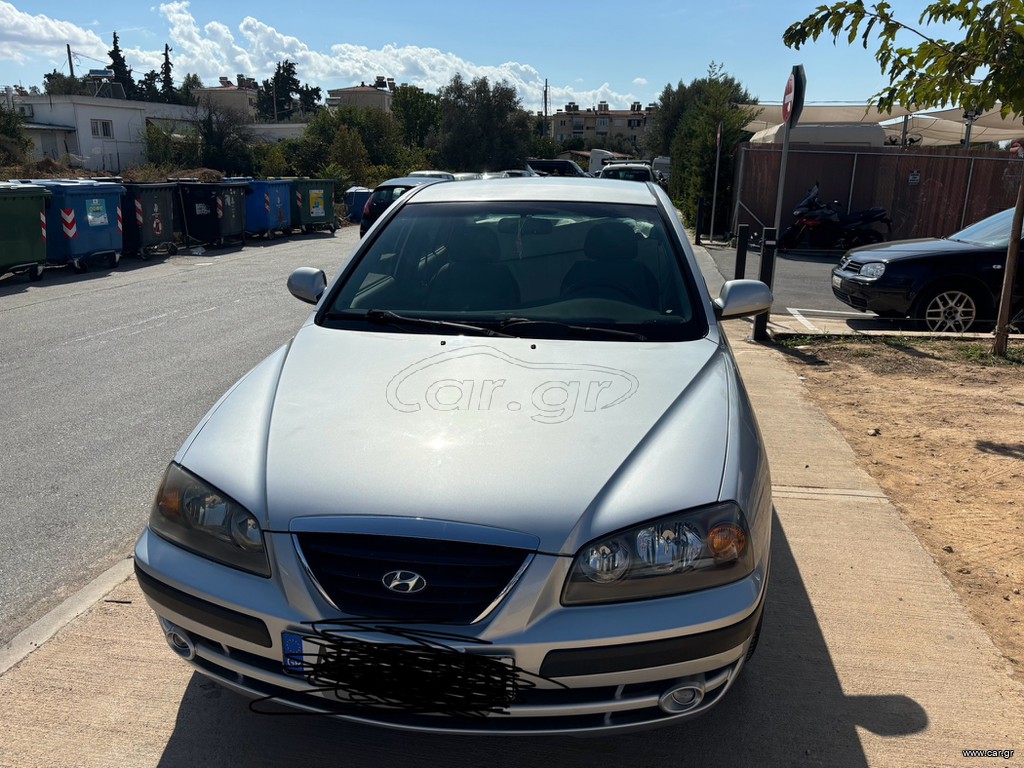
[29,264,44,282]
[107,252,121,269]
[71,259,87,274]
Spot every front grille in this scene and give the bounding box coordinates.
[295,532,531,624]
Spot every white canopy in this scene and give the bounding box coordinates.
[741,102,1024,147]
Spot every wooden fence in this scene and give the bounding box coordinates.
[730,144,1024,241]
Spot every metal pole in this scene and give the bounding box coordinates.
[710,120,722,242]
[752,227,777,341]
[694,196,704,245]
[734,224,749,280]
[773,123,793,233]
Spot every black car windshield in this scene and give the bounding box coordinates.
[322,201,708,342]
[949,208,1022,248]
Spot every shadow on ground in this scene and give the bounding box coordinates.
[155,517,926,768]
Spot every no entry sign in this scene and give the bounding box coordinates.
[782,65,806,128]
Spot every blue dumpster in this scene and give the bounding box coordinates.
[13,179,125,272]
[344,186,372,222]
[226,177,292,240]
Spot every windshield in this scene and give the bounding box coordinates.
[949,208,1022,247]
[601,167,652,181]
[322,201,707,342]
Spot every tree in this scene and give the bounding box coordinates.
[196,105,254,175]
[108,32,137,100]
[42,70,88,96]
[160,45,178,104]
[661,64,757,232]
[138,70,161,102]
[783,0,1024,355]
[392,84,441,148]
[257,60,320,121]
[178,73,203,106]
[432,74,532,171]
[0,102,32,164]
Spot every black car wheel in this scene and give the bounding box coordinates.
[916,285,986,333]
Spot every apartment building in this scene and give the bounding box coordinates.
[546,100,656,148]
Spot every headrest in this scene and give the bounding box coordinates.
[584,222,637,261]
[448,227,500,263]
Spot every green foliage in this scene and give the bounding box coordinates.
[257,60,321,121]
[0,103,32,164]
[142,123,199,167]
[138,71,161,102]
[179,73,203,106]
[328,123,370,182]
[43,70,88,96]
[160,45,179,104]
[252,143,291,177]
[662,63,757,232]
[431,74,532,171]
[108,32,137,100]
[783,1,1024,116]
[392,85,441,147]
[196,106,254,175]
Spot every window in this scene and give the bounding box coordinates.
[90,119,113,138]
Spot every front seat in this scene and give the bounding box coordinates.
[427,228,520,310]
[561,221,659,308]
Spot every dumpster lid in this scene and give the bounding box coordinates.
[10,178,126,193]
[0,181,50,194]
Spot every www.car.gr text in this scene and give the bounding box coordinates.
[962,750,1015,759]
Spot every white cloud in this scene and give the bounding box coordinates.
[0,1,106,67]
[633,77,648,86]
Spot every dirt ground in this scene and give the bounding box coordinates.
[776,335,1024,683]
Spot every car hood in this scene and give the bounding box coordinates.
[179,326,734,554]
[846,237,982,262]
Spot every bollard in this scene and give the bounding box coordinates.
[734,224,749,280]
[694,197,704,245]
[752,227,777,341]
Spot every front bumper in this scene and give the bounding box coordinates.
[831,269,913,315]
[134,526,768,734]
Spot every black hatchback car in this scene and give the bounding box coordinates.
[831,207,1024,333]
[360,177,442,236]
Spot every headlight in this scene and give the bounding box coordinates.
[149,463,271,577]
[860,262,886,278]
[563,502,753,605]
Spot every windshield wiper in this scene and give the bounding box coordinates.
[325,309,512,337]
[495,317,647,341]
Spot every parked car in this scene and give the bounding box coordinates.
[526,158,590,177]
[831,206,1024,333]
[452,172,483,181]
[598,163,658,183]
[359,176,442,236]
[134,177,774,735]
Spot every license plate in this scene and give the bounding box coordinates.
[831,274,843,289]
[282,630,520,715]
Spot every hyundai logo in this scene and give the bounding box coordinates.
[382,570,427,594]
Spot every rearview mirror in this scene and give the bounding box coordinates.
[714,279,773,319]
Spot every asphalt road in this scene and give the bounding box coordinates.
[0,228,357,647]
[704,241,865,321]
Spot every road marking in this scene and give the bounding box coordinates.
[787,308,821,332]
[786,307,869,317]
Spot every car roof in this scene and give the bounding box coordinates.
[407,177,660,205]
[375,177,443,188]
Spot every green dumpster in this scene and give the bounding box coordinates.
[275,178,338,234]
[0,182,50,282]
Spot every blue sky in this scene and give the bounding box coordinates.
[0,0,947,112]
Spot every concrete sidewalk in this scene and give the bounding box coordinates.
[1,250,1021,767]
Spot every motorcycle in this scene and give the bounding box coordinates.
[778,184,891,250]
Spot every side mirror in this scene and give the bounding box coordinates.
[714,279,773,319]
[287,267,327,305]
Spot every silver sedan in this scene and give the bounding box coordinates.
[134,177,774,734]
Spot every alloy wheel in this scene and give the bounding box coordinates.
[923,290,977,333]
